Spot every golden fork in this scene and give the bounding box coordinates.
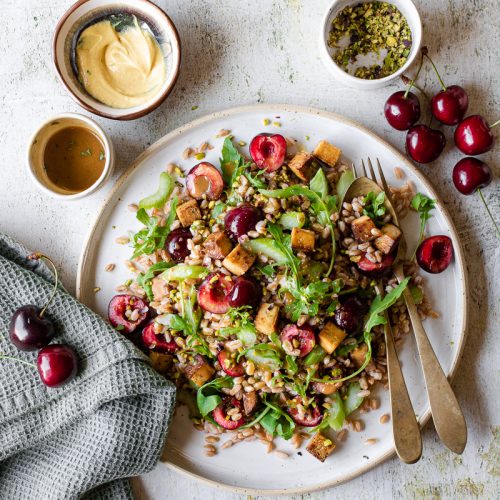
[360,158,467,455]
[344,164,422,464]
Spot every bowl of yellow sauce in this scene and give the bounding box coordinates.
[53,0,181,120]
[27,113,114,199]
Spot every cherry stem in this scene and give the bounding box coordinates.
[27,253,59,318]
[403,50,425,99]
[423,50,447,91]
[0,354,36,368]
[489,119,500,129]
[477,189,500,239]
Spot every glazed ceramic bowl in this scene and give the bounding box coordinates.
[320,0,422,90]
[53,0,181,120]
[27,113,115,199]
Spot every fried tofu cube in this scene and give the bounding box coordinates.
[184,355,215,387]
[313,140,342,168]
[351,343,369,368]
[149,352,173,375]
[306,432,336,462]
[351,215,376,242]
[255,303,280,335]
[203,231,233,259]
[291,227,315,252]
[319,322,347,354]
[176,199,201,227]
[243,391,259,416]
[222,244,256,276]
[288,152,318,181]
[374,223,402,255]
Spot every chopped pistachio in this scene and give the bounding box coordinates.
[195,152,206,160]
[263,118,271,126]
[328,1,412,79]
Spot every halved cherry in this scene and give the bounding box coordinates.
[288,397,323,427]
[186,162,224,200]
[217,349,245,377]
[280,324,316,357]
[224,204,263,240]
[108,294,149,334]
[357,252,395,278]
[197,272,233,314]
[227,276,262,308]
[416,235,453,274]
[213,397,245,430]
[249,133,287,172]
[142,321,178,353]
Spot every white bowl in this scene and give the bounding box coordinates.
[53,0,181,120]
[320,0,422,90]
[27,113,115,200]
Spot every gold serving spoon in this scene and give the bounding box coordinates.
[343,164,422,464]
[345,158,467,456]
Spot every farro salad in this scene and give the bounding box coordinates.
[108,131,437,462]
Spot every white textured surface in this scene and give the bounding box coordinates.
[0,0,498,498]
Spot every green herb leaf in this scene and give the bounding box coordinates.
[260,400,296,440]
[344,382,364,415]
[161,264,209,282]
[363,191,386,223]
[80,148,92,157]
[310,167,329,200]
[303,345,326,367]
[411,193,436,257]
[155,313,187,331]
[240,343,282,371]
[196,377,234,417]
[312,393,345,432]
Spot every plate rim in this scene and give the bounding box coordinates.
[77,103,468,495]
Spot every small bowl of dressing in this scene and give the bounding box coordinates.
[53,0,181,120]
[27,113,114,199]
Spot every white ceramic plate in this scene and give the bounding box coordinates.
[77,105,467,495]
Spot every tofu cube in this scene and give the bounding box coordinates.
[176,199,201,227]
[149,352,173,375]
[255,303,280,335]
[288,152,318,181]
[313,140,342,168]
[222,244,256,276]
[306,432,336,462]
[374,223,402,255]
[319,322,347,354]
[203,231,233,259]
[291,227,315,252]
[350,343,369,368]
[351,215,376,242]
[184,355,215,387]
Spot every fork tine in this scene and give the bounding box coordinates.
[376,158,392,200]
[367,158,377,184]
[351,162,358,179]
[361,159,368,178]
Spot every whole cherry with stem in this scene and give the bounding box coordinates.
[9,253,58,351]
[384,51,425,130]
[452,157,499,238]
[454,115,498,155]
[424,48,469,126]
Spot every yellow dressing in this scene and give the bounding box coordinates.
[76,17,166,109]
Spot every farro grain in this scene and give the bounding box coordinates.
[273,450,289,459]
[105,263,115,272]
[380,414,390,424]
[364,438,377,445]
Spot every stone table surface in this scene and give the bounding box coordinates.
[1,0,498,498]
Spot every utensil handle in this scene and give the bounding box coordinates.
[400,285,467,454]
[385,320,422,463]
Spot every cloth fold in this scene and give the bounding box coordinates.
[0,233,176,499]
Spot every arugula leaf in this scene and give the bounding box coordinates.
[310,167,329,200]
[260,185,337,275]
[311,393,345,432]
[285,354,299,375]
[211,201,226,220]
[303,345,326,366]
[220,307,257,346]
[260,400,295,440]
[131,198,179,259]
[240,343,282,371]
[196,377,234,417]
[363,191,386,224]
[411,193,436,257]
[336,170,355,202]
[267,223,300,276]
[155,313,187,331]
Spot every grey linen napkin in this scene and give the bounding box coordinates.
[0,233,176,499]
